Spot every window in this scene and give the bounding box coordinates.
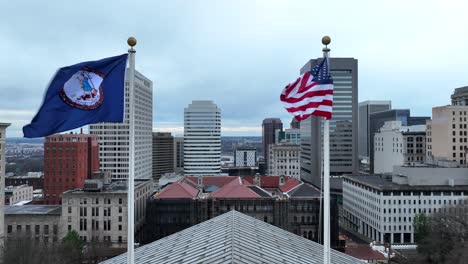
[35,225,40,235]
[7,225,12,234]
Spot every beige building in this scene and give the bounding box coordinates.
[0,123,10,246]
[61,177,152,246]
[426,105,468,166]
[5,184,33,205]
[268,143,301,179]
[5,205,62,244]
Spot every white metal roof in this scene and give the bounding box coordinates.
[101,210,362,264]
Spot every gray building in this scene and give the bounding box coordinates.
[358,100,391,158]
[451,86,468,106]
[369,109,429,173]
[300,58,358,188]
[5,205,62,244]
[234,147,256,167]
[152,132,174,183]
[61,176,153,246]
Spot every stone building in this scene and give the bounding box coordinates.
[268,143,301,179]
[5,205,62,244]
[144,175,342,250]
[61,174,152,246]
[5,184,33,205]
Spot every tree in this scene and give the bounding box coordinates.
[412,205,468,264]
[413,213,429,243]
[60,230,84,263]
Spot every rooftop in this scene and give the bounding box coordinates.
[101,211,361,264]
[64,179,151,195]
[5,205,61,215]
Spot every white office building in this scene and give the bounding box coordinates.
[343,165,468,244]
[374,121,426,174]
[90,70,153,180]
[184,100,221,175]
[268,143,301,179]
[234,148,256,167]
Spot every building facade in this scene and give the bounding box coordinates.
[173,136,184,173]
[144,175,341,250]
[300,58,359,187]
[374,121,426,174]
[5,205,62,244]
[5,184,33,205]
[90,70,153,180]
[5,173,44,190]
[426,105,468,166]
[234,147,256,167]
[152,132,174,183]
[451,86,468,106]
[268,143,301,179]
[262,118,283,169]
[183,100,221,175]
[358,100,392,158]
[61,177,152,246]
[44,133,99,205]
[369,109,429,173]
[343,166,468,244]
[0,123,11,246]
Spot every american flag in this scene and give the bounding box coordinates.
[280,58,333,121]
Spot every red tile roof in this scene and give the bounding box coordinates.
[344,245,386,260]
[156,182,198,199]
[210,177,261,198]
[185,176,238,188]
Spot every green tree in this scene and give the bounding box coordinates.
[413,213,429,243]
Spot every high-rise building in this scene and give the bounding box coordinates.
[152,132,174,183]
[89,70,153,180]
[44,133,99,204]
[426,105,468,166]
[0,122,11,246]
[234,147,256,167]
[184,100,221,175]
[290,117,300,129]
[369,110,429,173]
[173,136,184,173]
[451,86,468,106]
[269,143,301,179]
[374,121,426,174]
[262,118,283,169]
[358,100,392,158]
[300,58,358,187]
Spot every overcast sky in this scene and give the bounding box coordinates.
[2,0,468,137]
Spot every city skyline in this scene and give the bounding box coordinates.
[2,1,468,138]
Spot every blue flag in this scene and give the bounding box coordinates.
[23,54,128,138]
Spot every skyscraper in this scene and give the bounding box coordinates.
[184,100,221,175]
[358,101,391,158]
[152,132,174,182]
[262,118,283,172]
[300,58,358,187]
[44,133,99,204]
[89,70,153,180]
[0,123,10,246]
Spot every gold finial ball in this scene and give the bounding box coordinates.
[322,36,331,46]
[127,37,137,47]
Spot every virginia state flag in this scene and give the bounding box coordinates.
[23,54,128,138]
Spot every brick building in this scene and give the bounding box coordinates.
[44,133,99,204]
[144,175,341,250]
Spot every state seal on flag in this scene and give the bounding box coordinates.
[60,68,105,110]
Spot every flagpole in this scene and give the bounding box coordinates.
[127,36,137,264]
[322,35,331,264]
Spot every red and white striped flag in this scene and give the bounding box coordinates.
[280,58,333,121]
